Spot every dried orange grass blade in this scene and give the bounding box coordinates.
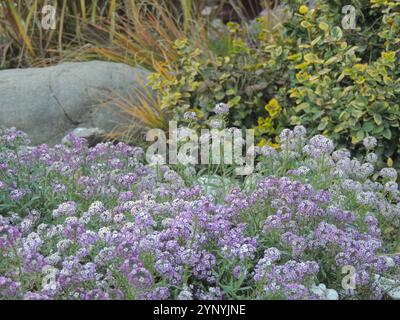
[5,0,35,56]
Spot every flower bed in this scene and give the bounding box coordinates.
[0,127,399,300]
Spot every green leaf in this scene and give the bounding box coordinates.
[318,22,329,31]
[373,125,385,134]
[294,102,310,112]
[356,130,365,141]
[227,96,241,108]
[350,109,364,119]
[275,46,283,56]
[334,123,345,133]
[290,116,301,125]
[317,120,328,131]
[331,27,343,41]
[363,121,374,132]
[383,128,392,139]
[226,88,236,96]
[301,21,312,29]
[339,112,349,121]
[325,56,340,66]
[311,36,322,46]
[373,113,383,125]
[304,53,322,64]
[215,92,225,100]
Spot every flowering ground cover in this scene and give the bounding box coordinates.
[1,126,399,300]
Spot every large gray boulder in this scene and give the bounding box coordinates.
[0,61,153,145]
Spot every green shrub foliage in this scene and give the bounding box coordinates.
[149,0,400,161]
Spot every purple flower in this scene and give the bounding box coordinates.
[140,287,170,300]
[0,276,21,297]
[363,136,377,150]
[178,285,194,300]
[304,135,334,157]
[183,111,197,120]
[210,119,223,129]
[233,265,247,279]
[365,153,378,164]
[214,103,229,114]
[379,168,397,180]
[52,201,77,218]
[9,188,30,201]
[0,126,398,300]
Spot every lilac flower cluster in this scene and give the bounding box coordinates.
[214,103,229,114]
[257,126,400,223]
[1,127,400,300]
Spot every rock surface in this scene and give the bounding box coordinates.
[0,61,152,145]
[375,274,400,300]
[310,283,339,300]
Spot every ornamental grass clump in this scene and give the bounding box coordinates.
[0,127,400,300]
